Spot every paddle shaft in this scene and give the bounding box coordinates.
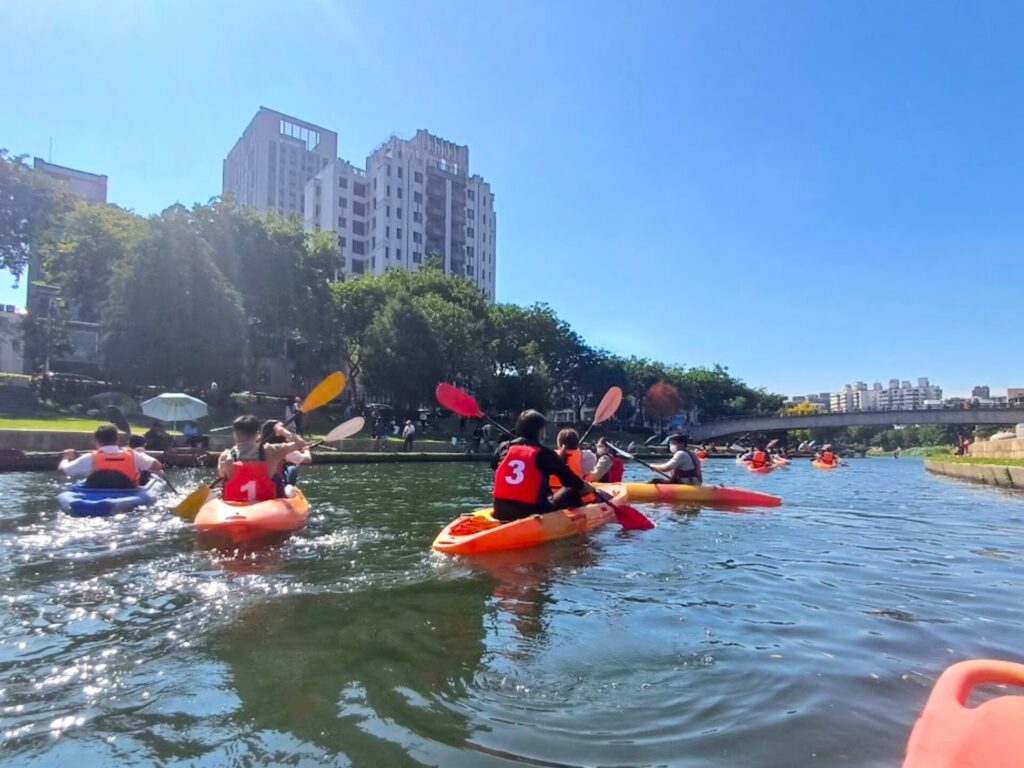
[612,446,673,479]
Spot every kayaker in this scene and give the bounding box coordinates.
[491,410,597,522]
[550,428,585,489]
[128,434,154,485]
[816,444,838,466]
[649,434,703,485]
[259,419,311,497]
[749,443,772,469]
[588,437,625,482]
[218,415,307,502]
[59,424,164,489]
[143,420,173,451]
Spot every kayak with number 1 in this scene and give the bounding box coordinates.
[194,489,310,544]
[594,481,781,508]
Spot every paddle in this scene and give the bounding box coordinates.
[436,383,654,531]
[579,386,622,445]
[608,443,673,479]
[210,371,347,432]
[172,416,364,521]
[108,405,179,493]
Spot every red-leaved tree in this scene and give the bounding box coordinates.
[644,380,683,430]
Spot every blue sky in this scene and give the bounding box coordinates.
[2,0,1020,397]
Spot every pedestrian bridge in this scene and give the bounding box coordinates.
[688,408,1024,441]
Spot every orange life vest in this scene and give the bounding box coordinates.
[550,449,583,489]
[752,450,768,468]
[820,451,836,465]
[91,448,140,485]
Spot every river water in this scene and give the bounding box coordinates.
[1,457,1023,767]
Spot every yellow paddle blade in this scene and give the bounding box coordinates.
[172,485,211,520]
[301,371,347,413]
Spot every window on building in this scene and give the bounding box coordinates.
[373,178,377,191]
[466,265,474,276]
[413,211,422,223]
[353,201,366,216]
[467,245,475,257]
[397,187,403,199]
[386,205,390,217]
[413,251,422,263]
[385,246,389,259]
[370,257,376,270]
[340,177,348,188]
[338,216,347,228]
[352,240,366,255]
[386,185,391,196]
[396,247,402,259]
[351,259,364,275]
[386,165,391,176]
[385,226,390,237]
[354,182,367,197]
[414,191,423,203]
[372,198,377,211]
[338,235,346,248]
[413,232,422,243]
[467,189,476,200]
[338,196,347,207]
[397,207,403,218]
[353,221,365,235]
[372,236,376,248]
[372,216,376,228]
[467,207,475,219]
[396,228,402,238]
[467,226,475,237]
[414,171,423,183]
[397,167,403,178]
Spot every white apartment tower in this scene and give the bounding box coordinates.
[223,107,338,218]
[305,130,497,300]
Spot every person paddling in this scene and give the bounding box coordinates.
[649,433,703,485]
[259,419,311,498]
[550,428,585,489]
[218,415,306,502]
[491,410,597,522]
[816,444,839,467]
[588,437,625,483]
[60,424,164,489]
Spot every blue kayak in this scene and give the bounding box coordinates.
[58,477,167,518]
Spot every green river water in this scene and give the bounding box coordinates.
[2,457,1023,767]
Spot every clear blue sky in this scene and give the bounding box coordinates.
[2,1,1021,397]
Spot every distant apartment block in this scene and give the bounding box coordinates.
[33,158,107,203]
[972,385,991,399]
[1008,388,1024,405]
[222,107,338,218]
[305,129,497,301]
[830,378,942,412]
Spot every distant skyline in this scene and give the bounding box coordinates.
[1,1,1021,397]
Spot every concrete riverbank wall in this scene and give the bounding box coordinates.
[969,437,1024,460]
[926,460,1024,490]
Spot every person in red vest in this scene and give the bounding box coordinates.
[588,437,625,482]
[59,424,164,489]
[492,410,597,522]
[550,428,585,489]
[816,444,838,466]
[218,415,306,502]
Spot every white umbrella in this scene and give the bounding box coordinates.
[141,392,208,428]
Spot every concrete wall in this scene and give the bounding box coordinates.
[926,460,1024,489]
[970,438,1024,460]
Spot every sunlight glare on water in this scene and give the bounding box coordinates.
[1,457,1023,766]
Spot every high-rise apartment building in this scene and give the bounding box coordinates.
[33,158,108,203]
[223,107,337,218]
[972,385,991,398]
[830,378,942,412]
[305,130,497,300]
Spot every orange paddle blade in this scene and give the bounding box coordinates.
[593,386,623,425]
[435,383,484,418]
[301,371,347,413]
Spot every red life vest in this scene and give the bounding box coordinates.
[223,461,278,502]
[550,449,583,489]
[494,443,544,504]
[600,455,625,483]
[820,451,836,465]
[91,448,140,485]
[752,450,768,468]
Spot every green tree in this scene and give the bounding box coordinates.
[0,151,71,282]
[41,200,148,321]
[21,293,71,373]
[103,206,246,388]
[360,294,443,410]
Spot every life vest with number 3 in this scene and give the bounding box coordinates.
[223,461,278,502]
[494,444,543,504]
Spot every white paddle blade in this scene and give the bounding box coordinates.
[324,416,365,443]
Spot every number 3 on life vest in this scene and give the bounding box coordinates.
[504,460,526,485]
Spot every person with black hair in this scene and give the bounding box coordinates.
[490,410,597,522]
[217,415,307,502]
[649,434,703,485]
[259,419,312,497]
[59,424,164,489]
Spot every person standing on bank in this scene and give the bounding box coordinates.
[402,420,416,451]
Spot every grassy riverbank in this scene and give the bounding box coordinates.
[930,455,1024,468]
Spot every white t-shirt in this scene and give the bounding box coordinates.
[403,424,416,438]
[665,450,697,474]
[581,449,597,476]
[60,445,158,479]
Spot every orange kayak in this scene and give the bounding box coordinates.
[903,659,1024,767]
[432,490,627,555]
[194,490,310,544]
[595,482,781,508]
[812,460,839,469]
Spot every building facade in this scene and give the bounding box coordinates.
[0,306,25,374]
[972,385,991,399]
[223,107,338,218]
[32,158,107,203]
[305,130,497,300]
[830,378,942,412]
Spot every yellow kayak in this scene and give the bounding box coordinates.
[595,482,781,507]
